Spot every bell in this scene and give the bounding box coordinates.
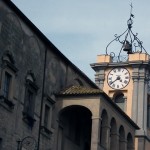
[123,40,133,54]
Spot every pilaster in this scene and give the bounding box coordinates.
[132,67,139,122]
[90,117,101,150]
[110,133,119,150]
[95,69,105,89]
[137,69,146,129]
[119,139,127,150]
[100,125,111,150]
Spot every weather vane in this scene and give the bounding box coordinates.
[105,3,148,62]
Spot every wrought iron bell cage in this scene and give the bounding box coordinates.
[105,3,148,62]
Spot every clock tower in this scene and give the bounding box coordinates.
[91,7,150,150]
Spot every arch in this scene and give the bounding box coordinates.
[127,133,134,150]
[58,105,92,119]
[73,78,83,86]
[119,125,126,150]
[28,36,41,57]
[113,91,126,111]
[110,118,118,150]
[1,13,23,50]
[58,105,92,150]
[100,109,108,126]
[100,109,109,149]
[2,50,15,64]
[25,70,36,83]
[110,118,117,133]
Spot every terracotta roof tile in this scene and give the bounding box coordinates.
[59,86,103,95]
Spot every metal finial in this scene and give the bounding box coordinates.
[105,3,148,62]
[130,3,133,15]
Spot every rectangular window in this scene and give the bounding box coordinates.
[23,88,36,127]
[23,78,38,127]
[3,72,12,99]
[44,105,50,128]
[24,89,34,117]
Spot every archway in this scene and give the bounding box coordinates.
[57,105,92,150]
[127,133,134,150]
[100,109,109,149]
[110,118,118,150]
[119,125,126,150]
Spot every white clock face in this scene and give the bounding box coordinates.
[107,67,130,89]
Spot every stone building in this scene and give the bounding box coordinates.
[0,0,139,150]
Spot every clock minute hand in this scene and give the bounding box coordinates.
[110,76,120,85]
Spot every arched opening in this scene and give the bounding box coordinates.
[119,125,126,150]
[110,118,118,150]
[127,133,134,150]
[73,78,83,86]
[100,109,109,149]
[113,92,126,111]
[58,105,92,150]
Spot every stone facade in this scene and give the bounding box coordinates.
[0,1,138,150]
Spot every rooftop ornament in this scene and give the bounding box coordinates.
[105,3,148,62]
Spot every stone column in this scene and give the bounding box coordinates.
[119,139,127,150]
[127,143,134,150]
[110,133,119,150]
[90,117,101,150]
[101,125,110,150]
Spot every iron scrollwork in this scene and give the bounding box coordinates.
[17,136,37,150]
[105,3,148,62]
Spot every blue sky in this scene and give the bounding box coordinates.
[12,0,150,81]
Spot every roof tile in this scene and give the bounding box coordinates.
[59,85,103,95]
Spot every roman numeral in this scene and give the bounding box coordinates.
[112,84,115,87]
[118,68,121,72]
[109,77,112,80]
[113,70,116,73]
[124,80,128,84]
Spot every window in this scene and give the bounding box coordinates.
[24,89,34,117]
[23,71,38,127]
[44,104,50,128]
[3,72,12,99]
[0,51,17,108]
[41,96,55,136]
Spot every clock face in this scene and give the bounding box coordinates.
[107,67,130,89]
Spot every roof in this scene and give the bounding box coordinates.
[59,85,103,96]
[3,0,97,89]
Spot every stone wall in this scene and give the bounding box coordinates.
[0,1,95,149]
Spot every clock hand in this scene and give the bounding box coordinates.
[110,76,120,85]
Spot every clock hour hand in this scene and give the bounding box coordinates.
[110,76,120,85]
